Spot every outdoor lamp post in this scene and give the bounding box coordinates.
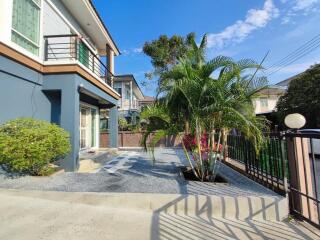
[284,113,306,130]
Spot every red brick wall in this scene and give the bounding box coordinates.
[100,131,181,148]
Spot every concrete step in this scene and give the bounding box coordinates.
[0,189,288,221]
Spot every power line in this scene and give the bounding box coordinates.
[267,34,320,69]
[266,33,320,76]
[267,41,320,76]
[266,39,320,75]
[267,39,320,74]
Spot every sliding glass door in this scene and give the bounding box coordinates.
[80,104,98,150]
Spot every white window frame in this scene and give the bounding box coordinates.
[79,102,100,151]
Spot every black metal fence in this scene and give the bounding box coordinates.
[227,133,287,195]
[44,34,113,86]
[227,132,320,228]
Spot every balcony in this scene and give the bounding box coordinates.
[120,99,140,111]
[132,99,139,110]
[44,34,113,86]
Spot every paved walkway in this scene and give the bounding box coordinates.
[0,149,280,197]
[0,189,318,240]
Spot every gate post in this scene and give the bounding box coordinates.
[286,135,319,224]
[286,136,301,214]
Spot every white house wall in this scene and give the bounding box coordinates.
[44,0,98,53]
[0,0,13,43]
[253,95,280,114]
[43,1,71,36]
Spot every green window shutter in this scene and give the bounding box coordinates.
[78,42,89,68]
[11,0,41,55]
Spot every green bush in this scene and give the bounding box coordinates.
[118,117,128,131]
[0,118,71,176]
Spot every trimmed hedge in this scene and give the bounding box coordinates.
[0,118,71,176]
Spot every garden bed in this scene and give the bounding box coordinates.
[179,166,228,184]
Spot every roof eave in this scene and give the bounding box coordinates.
[86,0,121,55]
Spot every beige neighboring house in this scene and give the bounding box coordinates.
[253,86,286,114]
[253,75,297,115]
[139,96,155,108]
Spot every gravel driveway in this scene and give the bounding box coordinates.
[0,148,281,197]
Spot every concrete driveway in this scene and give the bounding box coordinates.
[0,189,319,240]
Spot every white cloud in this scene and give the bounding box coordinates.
[121,49,130,55]
[293,0,319,11]
[281,0,319,24]
[207,0,279,49]
[133,48,142,53]
[121,47,143,56]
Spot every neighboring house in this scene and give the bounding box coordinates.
[253,75,297,115]
[253,86,287,115]
[139,96,155,109]
[252,75,296,130]
[113,75,144,124]
[0,0,121,171]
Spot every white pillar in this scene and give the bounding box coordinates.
[107,47,114,75]
[130,81,133,109]
[121,81,124,109]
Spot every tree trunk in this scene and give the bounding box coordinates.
[211,129,215,151]
[195,118,204,181]
[222,128,228,162]
[185,120,190,134]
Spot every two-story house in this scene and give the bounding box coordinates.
[113,75,144,124]
[0,0,121,171]
[252,76,296,131]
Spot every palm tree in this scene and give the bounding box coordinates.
[141,34,269,182]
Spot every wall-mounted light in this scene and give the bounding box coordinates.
[78,83,84,93]
[284,113,306,129]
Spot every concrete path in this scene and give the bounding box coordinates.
[0,189,319,240]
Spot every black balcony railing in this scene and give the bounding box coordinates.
[44,34,113,86]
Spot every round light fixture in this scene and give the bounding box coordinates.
[284,113,306,129]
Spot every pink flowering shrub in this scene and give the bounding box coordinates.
[182,134,222,153]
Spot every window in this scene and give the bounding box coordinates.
[79,42,89,67]
[11,0,41,55]
[260,97,268,107]
[125,86,130,100]
[100,109,109,132]
[100,118,109,132]
[114,88,122,95]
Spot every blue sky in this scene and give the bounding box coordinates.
[93,0,320,96]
